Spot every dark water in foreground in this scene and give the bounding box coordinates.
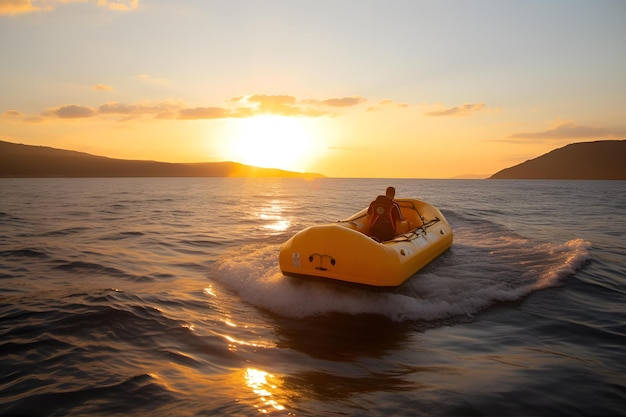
[1,178,625,416]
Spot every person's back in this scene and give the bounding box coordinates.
[368,191,402,241]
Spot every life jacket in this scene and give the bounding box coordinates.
[368,195,398,241]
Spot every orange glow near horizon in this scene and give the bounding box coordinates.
[217,115,324,173]
[1,2,623,178]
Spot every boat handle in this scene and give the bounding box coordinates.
[309,253,336,270]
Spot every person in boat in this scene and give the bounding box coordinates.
[367,186,403,241]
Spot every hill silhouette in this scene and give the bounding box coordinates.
[490,140,626,180]
[0,140,324,178]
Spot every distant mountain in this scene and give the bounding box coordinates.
[489,140,626,180]
[0,140,324,178]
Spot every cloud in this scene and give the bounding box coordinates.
[248,94,297,111]
[98,101,180,119]
[0,0,44,15]
[97,0,137,11]
[367,99,409,112]
[379,99,409,108]
[508,121,621,140]
[0,0,139,15]
[13,93,372,122]
[178,107,230,120]
[42,100,242,121]
[45,104,96,118]
[424,102,487,117]
[2,109,44,123]
[2,109,24,117]
[235,94,367,116]
[93,84,113,91]
[228,94,330,117]
[304,96,368,108]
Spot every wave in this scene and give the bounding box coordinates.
[0,287,240,416]
[0,373,176,417]
[0,248,49,259]
[210,215,591,322]
[43,227,91,237]
[100,231,146,241]
[52,260,138,280]
[0,248,49,280]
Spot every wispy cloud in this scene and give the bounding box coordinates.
[2,110,24,117]
[509,120,624,140]
[97,0,137,12]
[218,94,366,118]
[223,94,366,118]
[44,104,96,118]
[98,101,181,119]
[3,107,44,122]
[0,0,139,15]
[304,96,368,108]
[93,84,113,91]
[246,95,301,115]
[11,93,373,122]
[0,0,43,15]
[178,107,235,120]
[424,102,490,117]
[179,95,323,120]
[367,99,409,112]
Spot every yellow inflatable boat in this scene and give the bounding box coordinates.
[279,198,453,287]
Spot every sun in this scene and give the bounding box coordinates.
[219,115,318,172]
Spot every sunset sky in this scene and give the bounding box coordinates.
[1,0,625,178]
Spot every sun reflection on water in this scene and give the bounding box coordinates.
[244,368,286,413]
[258,201,290,232]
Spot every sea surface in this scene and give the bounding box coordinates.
[1,177,625,416]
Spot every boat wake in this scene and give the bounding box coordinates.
[210,214,591,322]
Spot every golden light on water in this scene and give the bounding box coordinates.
[221,334,273,352]
[259,201,291,232]
[223,319,237,327]
[244,368,286,413]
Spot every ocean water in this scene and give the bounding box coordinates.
[1,177,624,416]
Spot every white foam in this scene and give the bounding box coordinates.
[532,238,591,290]
[210,236,591,322]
